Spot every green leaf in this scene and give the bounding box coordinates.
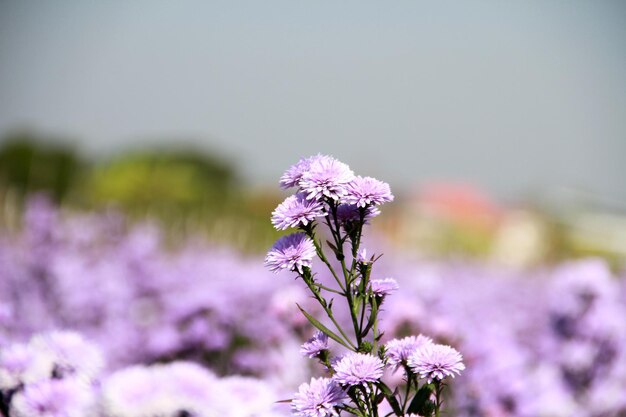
[361,299,379,338]
[361,319,374,338]
[296,304,351,349]
[377,382,403,416]
[371,296,379,315]
[408,384,434,416]
[377,382,393,396]
[326,240,339,255]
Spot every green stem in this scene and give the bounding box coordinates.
[328,202,363,348]
[350,209,369,346]
[303,225,346,293]
[359,295,367,335]
[301,270,356,349]
[434,380,443,417]
[371,296,380,352]
[371,386,380,417]
[342,405,365,417]
[313,282,343,295]
[400,376,412,413]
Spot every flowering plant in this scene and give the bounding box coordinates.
[266,155,465,417]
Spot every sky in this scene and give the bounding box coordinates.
[1,1,625,202]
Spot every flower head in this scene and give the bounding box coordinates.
[343,176,394,208]
[272,193,326,231]
[292,377,346,417]
[300,331,329,358]
[335,204,380,226]
[384,335,434,372]
[370,278,399,298]
[300,156,354,201]
[356,249,370,264]
[101,362,225,417]
[219,376,278,416]
[265,233,316,274]
[0,343,54,390]
[280,154,325,190]
[407,343,465,383]
[11,378,96,417]
[30,331,105,383]
[332,353,384,386]
[335,204,360,223]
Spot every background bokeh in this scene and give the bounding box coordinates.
[1,0,626,262]
[1,1,625,199]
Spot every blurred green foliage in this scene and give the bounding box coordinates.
[0,131,82,202]
[81,150,236,212]
[0,132,281,252]
[1,132,625,263]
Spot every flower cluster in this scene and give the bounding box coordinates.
[0,331,103,417]
[0,332,285,417]
[293,337,465,417]
[267,155,394,274]
[0,197,316,381]
[101,362,281,417]
[2,174,626,417]
[267,155,462,417]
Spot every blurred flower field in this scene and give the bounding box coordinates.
[1,139,626,417]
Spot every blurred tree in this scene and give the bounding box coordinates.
[0,131,82,203]
[0,133,283,252]
[81,149,237,214]
[79,148,282,251]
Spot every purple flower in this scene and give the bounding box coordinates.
[271,193,326,230]
[370,278,400,298]
[101,362,225,417]
[300,331,329,358]
[279,154,325,190]
[218,376,278,415]
[343,176,394,208]
[408,343,465,383]
[356,249,370,264]
[299,156,355,201]
[30,331,105,382]
[292,377,346,417]
[11,378,96,417]
[335,204,380,225]
[332,352,384,386]
[101,365,161,417]
[265,233,316,274]
[0,343,53,390]
[0,344,34,390]
[385,335,434,371]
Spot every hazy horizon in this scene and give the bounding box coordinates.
[1,1,625,202]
